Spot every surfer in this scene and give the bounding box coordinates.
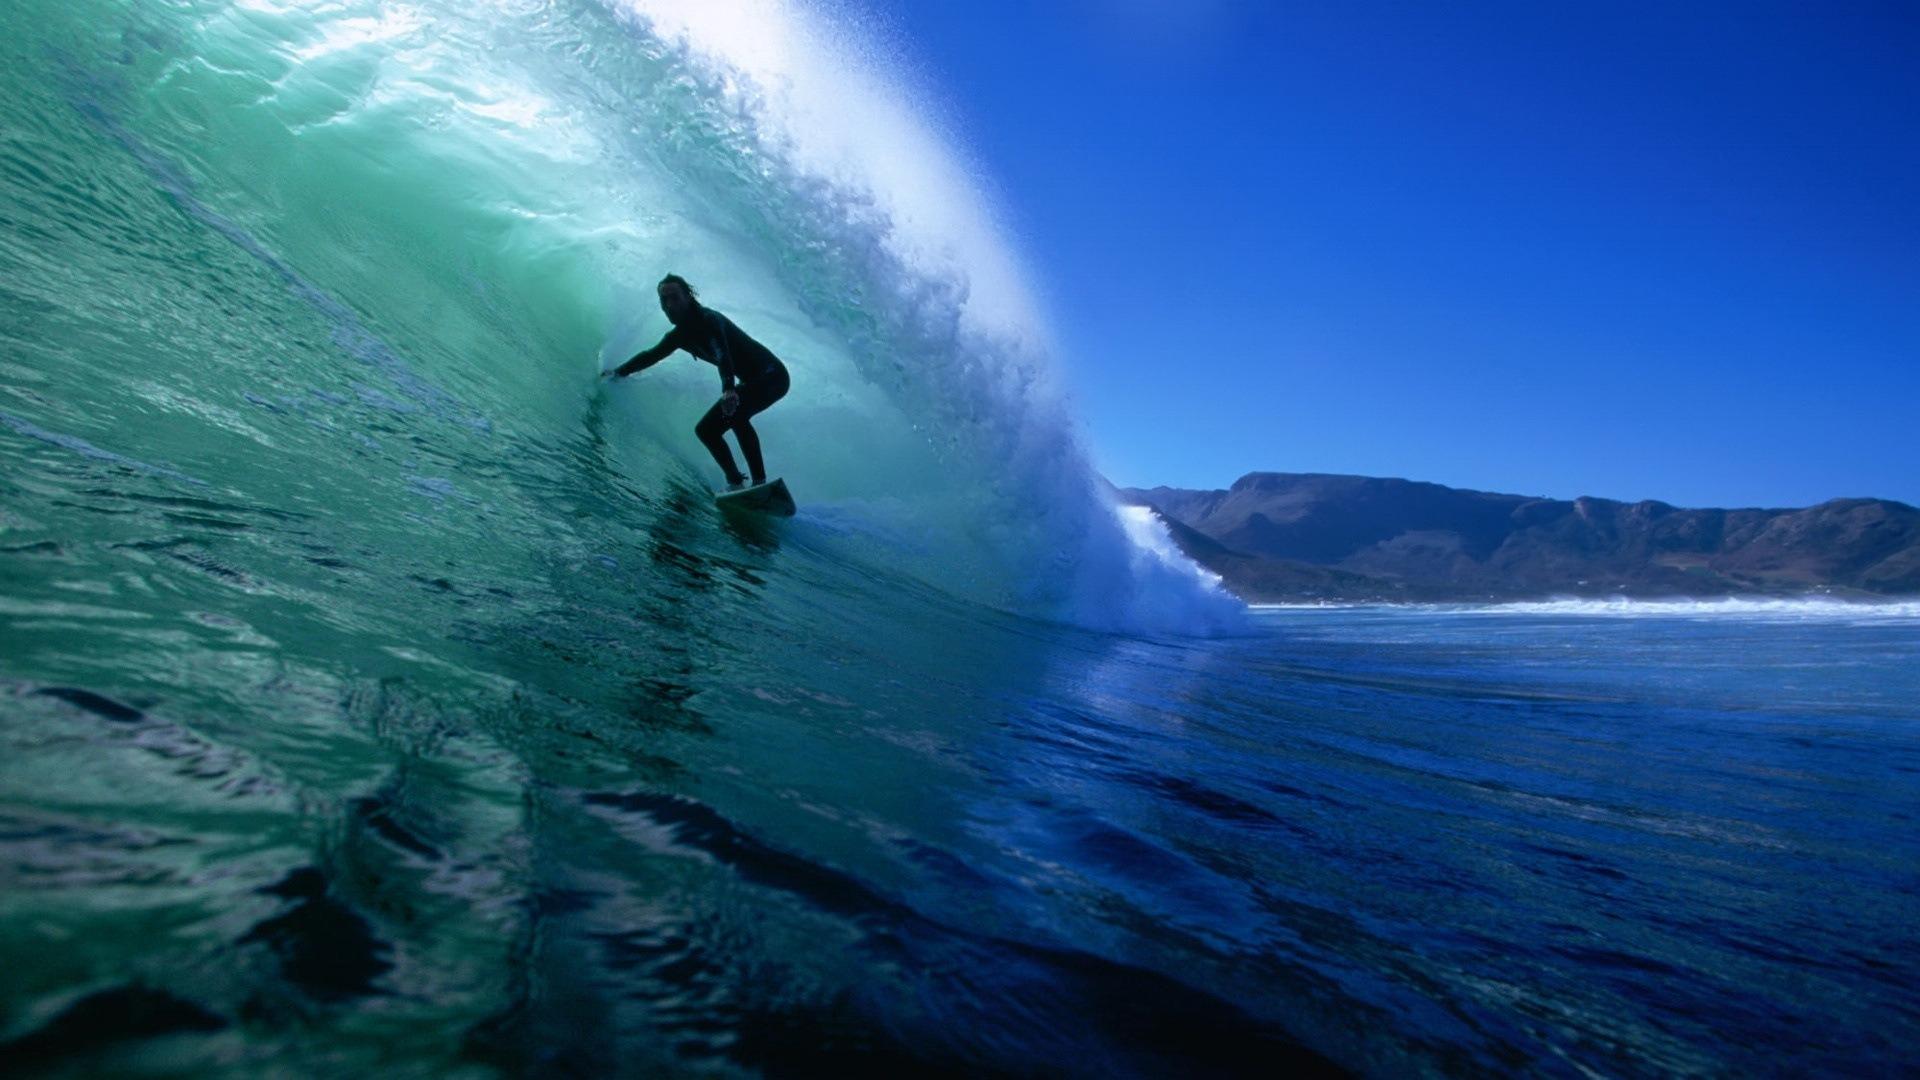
[603,274,791,491]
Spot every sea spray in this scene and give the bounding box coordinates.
[603,0,1244,631]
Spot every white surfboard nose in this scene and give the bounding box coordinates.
[715,477,796,517]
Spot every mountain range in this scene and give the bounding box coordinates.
[1117,473,1920,602]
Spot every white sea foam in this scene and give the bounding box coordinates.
[1457,597,1920,620]
[1252,597,1920,622]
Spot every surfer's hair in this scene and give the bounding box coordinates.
[657,273,696,298]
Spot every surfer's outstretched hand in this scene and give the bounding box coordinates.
[600,367,622,380]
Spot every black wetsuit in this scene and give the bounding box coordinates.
[616,305,791,485]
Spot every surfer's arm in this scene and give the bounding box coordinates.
[710,312,738,393]
[610,329,682,378]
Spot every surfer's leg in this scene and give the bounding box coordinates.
[694,402,746,484]
[732,417,766,485]
[728,368,790,486]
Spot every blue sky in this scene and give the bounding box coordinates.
[870,2,1919,508]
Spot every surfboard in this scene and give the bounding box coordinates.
[714,477,796,517]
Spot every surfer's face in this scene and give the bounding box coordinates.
[658,283,693,322]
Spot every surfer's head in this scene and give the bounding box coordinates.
[658,274,698,324]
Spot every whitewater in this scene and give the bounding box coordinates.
[4,1,1918,1075]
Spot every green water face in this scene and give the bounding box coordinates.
[5,0,1238,621]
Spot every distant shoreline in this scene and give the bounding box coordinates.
[1119,472,1920,604]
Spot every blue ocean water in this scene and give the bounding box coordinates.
[4,1,1918,1075]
